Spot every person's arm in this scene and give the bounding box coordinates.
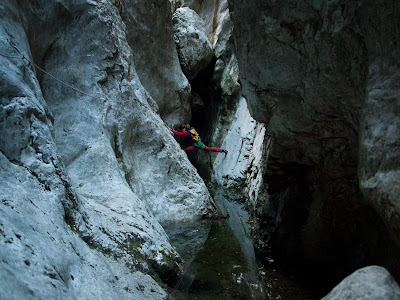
[171,129,188,137]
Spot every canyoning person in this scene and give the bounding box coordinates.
[171,124,228,154]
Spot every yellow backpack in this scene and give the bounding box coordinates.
[188,127,200,142]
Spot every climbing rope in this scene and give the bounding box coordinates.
[0,39,155,112]
[0,52,21,59]
[0,39,102,100]
[0,39,174,130]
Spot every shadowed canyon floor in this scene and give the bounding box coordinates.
[167,187,315,299]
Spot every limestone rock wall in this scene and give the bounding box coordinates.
[228,0,400,291]
[169,0,269,217]
[358,2,400,250]
[168,0,242,182]
[0,0,218,298]
[121,0,192,125]
[212,97,268,207]
[170,0,230,48]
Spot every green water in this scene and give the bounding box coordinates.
[186,220,253,298]
[171,219,259,299]
[168,188,315,300]
[170,186,265,299]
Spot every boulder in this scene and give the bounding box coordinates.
[172,7,214,80]
[171,0,231,49]
[322,266,400,300]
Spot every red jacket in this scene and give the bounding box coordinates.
[171,129,188,137]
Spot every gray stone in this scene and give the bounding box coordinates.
[172,7,214,80]
[0,0,218,298]
[171,0,231,50]
[223,1,400,294]
[228,0,400,279]
[357,4,400,247]
[213,97,266,206]
[0,151,166,300]
[122,0,192,125]
[322,266,400,300]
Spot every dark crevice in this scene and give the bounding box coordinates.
[256,158,400,298]
[188,56,218,136]
[184,57,219,180]
[50,158,79,227]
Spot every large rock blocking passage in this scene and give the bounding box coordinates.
[228,0,400,291]
[0,0,217,298]
[172,7,214,80]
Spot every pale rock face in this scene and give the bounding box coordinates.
[213,97,266,207]
[120,115,218,224]
[171,0,231,49]
[34,0,216,222]
[245,123,269,208]
[0,153,166,300]
[122,0,192,125]
[172,7,214,80]
[0,0,218,298]
[322,266,400,300]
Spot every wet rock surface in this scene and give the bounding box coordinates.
[228,0,400,294]
[0,0,217,298]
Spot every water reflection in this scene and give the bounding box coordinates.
[167,188,265,299]
[166,188,314,299]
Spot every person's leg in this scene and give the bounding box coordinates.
[203,146,224,152]
[184,146,198,154]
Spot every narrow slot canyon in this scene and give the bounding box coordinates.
[1,0,400,300]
